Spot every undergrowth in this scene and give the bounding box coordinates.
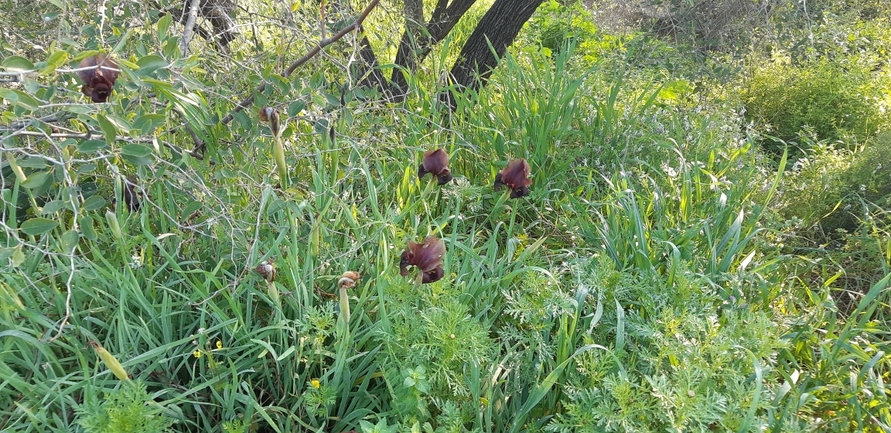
[2,2,891,432]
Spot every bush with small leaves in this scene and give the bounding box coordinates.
[778,132,891,238]
[77,382,174,433]
[741,57,887,157]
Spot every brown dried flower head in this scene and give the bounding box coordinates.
[493,158,532,198]
[399,236,446,284]
[418,148,452,185]
[255,258,276,282]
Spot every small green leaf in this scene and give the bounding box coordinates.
[324,91,341,107]
[121,144,152,158]
[20,218,59,236]
[11,246,26,267]
[41,200,68,215]
[268,75,291,93]
[104,113,133,131]
[267,199,287,215]
[17,157,47,169]
[121,144,154,166]
[97,113,117,143]
[78,140,108,153]
[182,201,202,219]
[40,50,69,74]
[142,77,175,91]
[80,216,97,241]
[21,171,50,189]
[113,30,132,55]
[2,56,34,71]
[132,114,167,133]
[309,71,325,89]
[76,163,98,174]
[157,15,172,42]
[0,88,18,102]
[13,91,40,111]
[62,104,94,115]
[313,118,330,135]
[0,89,39,111]
[233,111,251,131]
[135,55,168,77]
[288,101,306,116]
[0,248,13,265]
[82,195,107,211]
[60,229,79,255]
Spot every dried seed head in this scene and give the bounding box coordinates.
[123,178,141,212]
[258,107,281,136]
[77,54,119,103]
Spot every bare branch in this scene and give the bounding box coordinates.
[220,0,382,126]
[181,0,203,56]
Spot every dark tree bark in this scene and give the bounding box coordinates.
[350,0,543,107]
[357,32,389,93]
[168,0,239,50]
[443,0,545,108]
[198,0,238,46]
[389,0,478,96]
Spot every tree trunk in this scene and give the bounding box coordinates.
[389,0,478,97]
[357,33,389,93]
[352,0,542,107]
[169,0,239,49]
[443,0,544,108]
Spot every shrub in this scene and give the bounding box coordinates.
[526,0,599,57]
[77,382,174,433]
[777,132,891,237]
[589,0,788,51]
[740,57,885,156]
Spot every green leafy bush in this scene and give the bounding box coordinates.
[526,0,599,57]
[77,382,174,433]
[777,132,891,237]
[741,57,886,156]
[591,0,790,51]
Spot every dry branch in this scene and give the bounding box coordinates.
[219,0,382,126]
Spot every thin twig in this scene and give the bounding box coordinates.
[7,131,93,139]
[220,0,382,125]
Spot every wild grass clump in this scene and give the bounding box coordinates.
[3,3,891,432]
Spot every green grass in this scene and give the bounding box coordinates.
[2,8,891,433]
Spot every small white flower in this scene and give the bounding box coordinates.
[129,254,143,269]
